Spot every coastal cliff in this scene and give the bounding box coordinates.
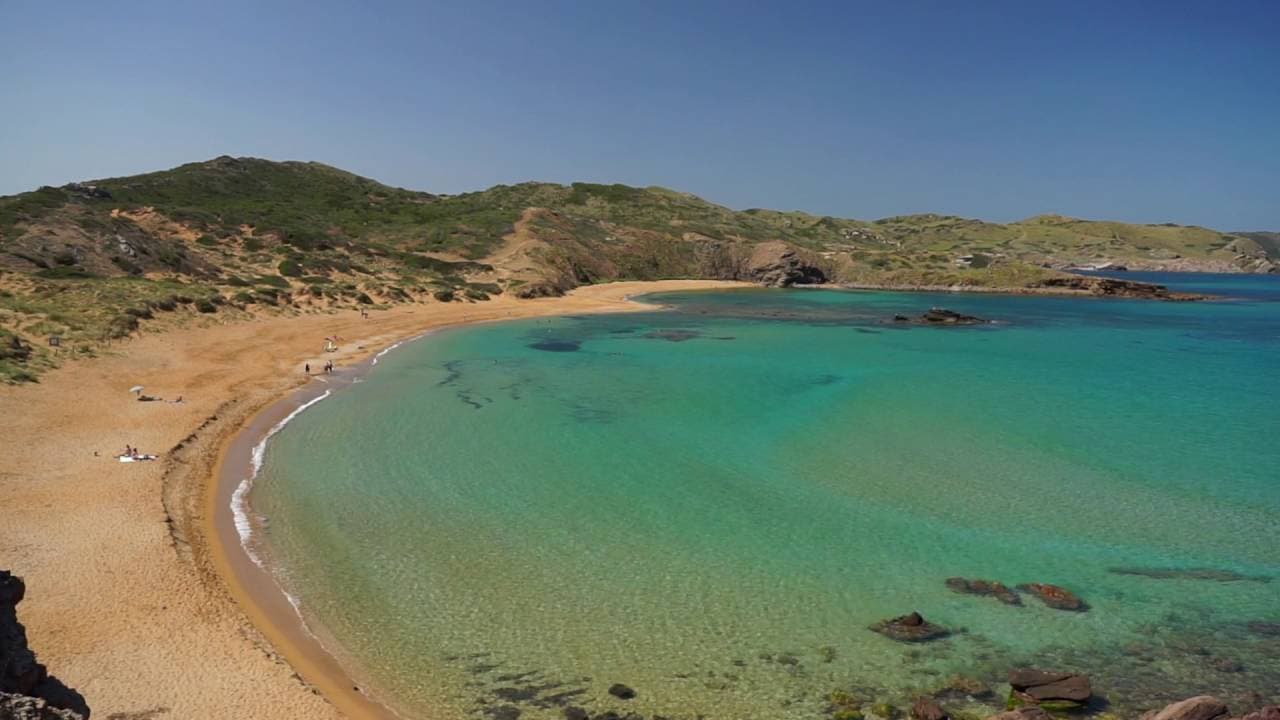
[1,571,87,719]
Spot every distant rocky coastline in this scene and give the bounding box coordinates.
[838,274,1209,301]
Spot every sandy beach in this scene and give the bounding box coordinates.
[0,280,749,720]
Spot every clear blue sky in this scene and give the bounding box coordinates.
[2,0,1277,229]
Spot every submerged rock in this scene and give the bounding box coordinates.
[936,674,993,699]
[1016,583,1088,611]
[988,708,1054,720]
[911,696,950,720]
[1140,696,1230,720]
[869,612,951,642]
[1008,669,1091,703]
[642,329,700,342]
[1236,707,1280,720]
[1246,620,1280,637]
[1109,567,1271,583]
[528,339,582,352]
[1211,657,1245,673]
[607,683,636,700]
[945,577,1022,605]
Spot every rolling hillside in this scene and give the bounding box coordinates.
[0,156,1275,382]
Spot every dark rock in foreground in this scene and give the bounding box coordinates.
[945,577,1022,605]
[1016,583,1088,611]
[1008,668,1091,703]
[869,611,951,643]
[1139,696,1231,720]
[1,571,87,720]
[0,694,85,720]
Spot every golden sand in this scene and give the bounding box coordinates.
[0,280,749,719]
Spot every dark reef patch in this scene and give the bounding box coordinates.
[437,359,466,386]
[1109,567,1271,583]
[529,339,583,352]
[643,329,700,342]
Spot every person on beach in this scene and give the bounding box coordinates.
[305,363,310,374]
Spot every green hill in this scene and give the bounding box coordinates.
[0,156,1275,382]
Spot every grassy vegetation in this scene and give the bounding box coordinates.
[0,155,1273,383]
[88,157,531,259]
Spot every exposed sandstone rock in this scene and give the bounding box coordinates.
[1032,275,1204,300]
[1139,696,1231,720]
[1007,668,1091,702]
[869,612,950,643]
[1016,583,1088,611]
[744,241,827,287]
[945,577,1021,605]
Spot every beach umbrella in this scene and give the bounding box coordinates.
[129,385,144,394]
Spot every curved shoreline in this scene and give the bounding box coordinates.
[202,280,751,719]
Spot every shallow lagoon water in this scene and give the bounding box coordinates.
[253,276,1280,719]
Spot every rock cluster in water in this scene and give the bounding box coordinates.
[942,577,1087,611]
[945,577,1022,605]
[891,308,988,326]
[1,570,87,720]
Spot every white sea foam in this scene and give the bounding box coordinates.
[232,389,332,567]
[371,339,405,365]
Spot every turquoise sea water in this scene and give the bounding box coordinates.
[252,275,1280,719]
